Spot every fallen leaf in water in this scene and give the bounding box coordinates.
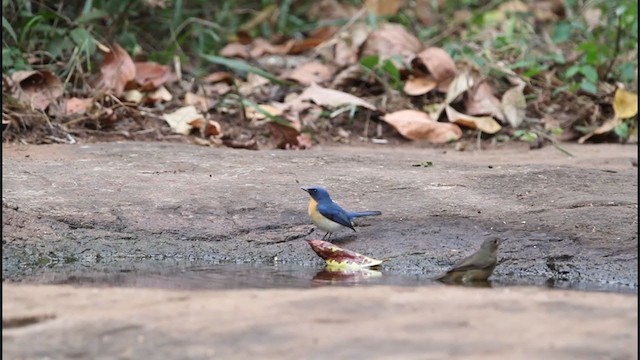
[307,240,385,269]
[133,62,176,91]
[219,43,250,59]
[403,76,437,96]
[382,109,462,142]
[360,23,421,65]
[501,84,526,128]
[97,43,136,97]
[613,88,638,119]
[415,47,457,92]
[464,81,505,121]
[298,83,376,110]
[284,62,333,86]
[162,105,204,135]
[445,105,502,134]
[8,70,63,111]
[312,267,382,285]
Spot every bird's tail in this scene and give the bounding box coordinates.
[348,210,382,218]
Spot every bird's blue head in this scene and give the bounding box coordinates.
[302,186,332,202]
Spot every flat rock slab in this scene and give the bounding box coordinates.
[2,284,637,359]
[2,142,638,288]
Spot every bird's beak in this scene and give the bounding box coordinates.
[301,187,309,193]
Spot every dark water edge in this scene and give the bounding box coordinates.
[2,258,637,295]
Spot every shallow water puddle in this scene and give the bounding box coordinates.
[3,259,636,294]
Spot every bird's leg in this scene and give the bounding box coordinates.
[322,232,330,240]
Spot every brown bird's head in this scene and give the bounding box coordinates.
[481,237,502,252]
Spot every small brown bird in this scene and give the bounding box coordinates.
[436,237,502,283]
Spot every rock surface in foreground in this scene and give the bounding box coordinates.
[2,284,637,359]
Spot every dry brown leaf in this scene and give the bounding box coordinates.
[269,122,311,149]
[238,73,270,96]
[331,64,364,89]
[415,0,441,25]
[249,38,294,58]
[532,0,564,22]
[501,84,526,128]
[497,0,529,14]
[246,104,283,121]
[162,105,204,135]
[289,38,326,54]
[324,23,370,67]
[403,76,437,96]
[219,43,250,59]
[464,82,505,121]
[65,97,93,116]
[145,86,172,103]
[133,62,176,91]
[444,71,474,105]
[202,71,234,83]
[445,105,502,134]
[97,44,136,97]
[382,109,462,142]
[203,82,232,96]
[284,62,333,86]
[415,47,457,92]
[360,23,421,65]
[298,83,376,110]
[8,70,63,111]
[584,8,602,31]
[123,89,144,104]
[203,120,222,137]
[184,92,209,112]
[309,0,360,20]
[578,117,622,144]
[613,88,638,119]
[365,0,404,16]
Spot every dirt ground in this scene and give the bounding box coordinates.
[2,141,639,358]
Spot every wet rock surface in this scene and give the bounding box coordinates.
[2,141,638,359]
[2,142,638,289]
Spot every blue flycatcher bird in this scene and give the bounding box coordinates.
[302,186,382,240]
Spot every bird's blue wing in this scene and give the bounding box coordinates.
[316,203,355,231]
